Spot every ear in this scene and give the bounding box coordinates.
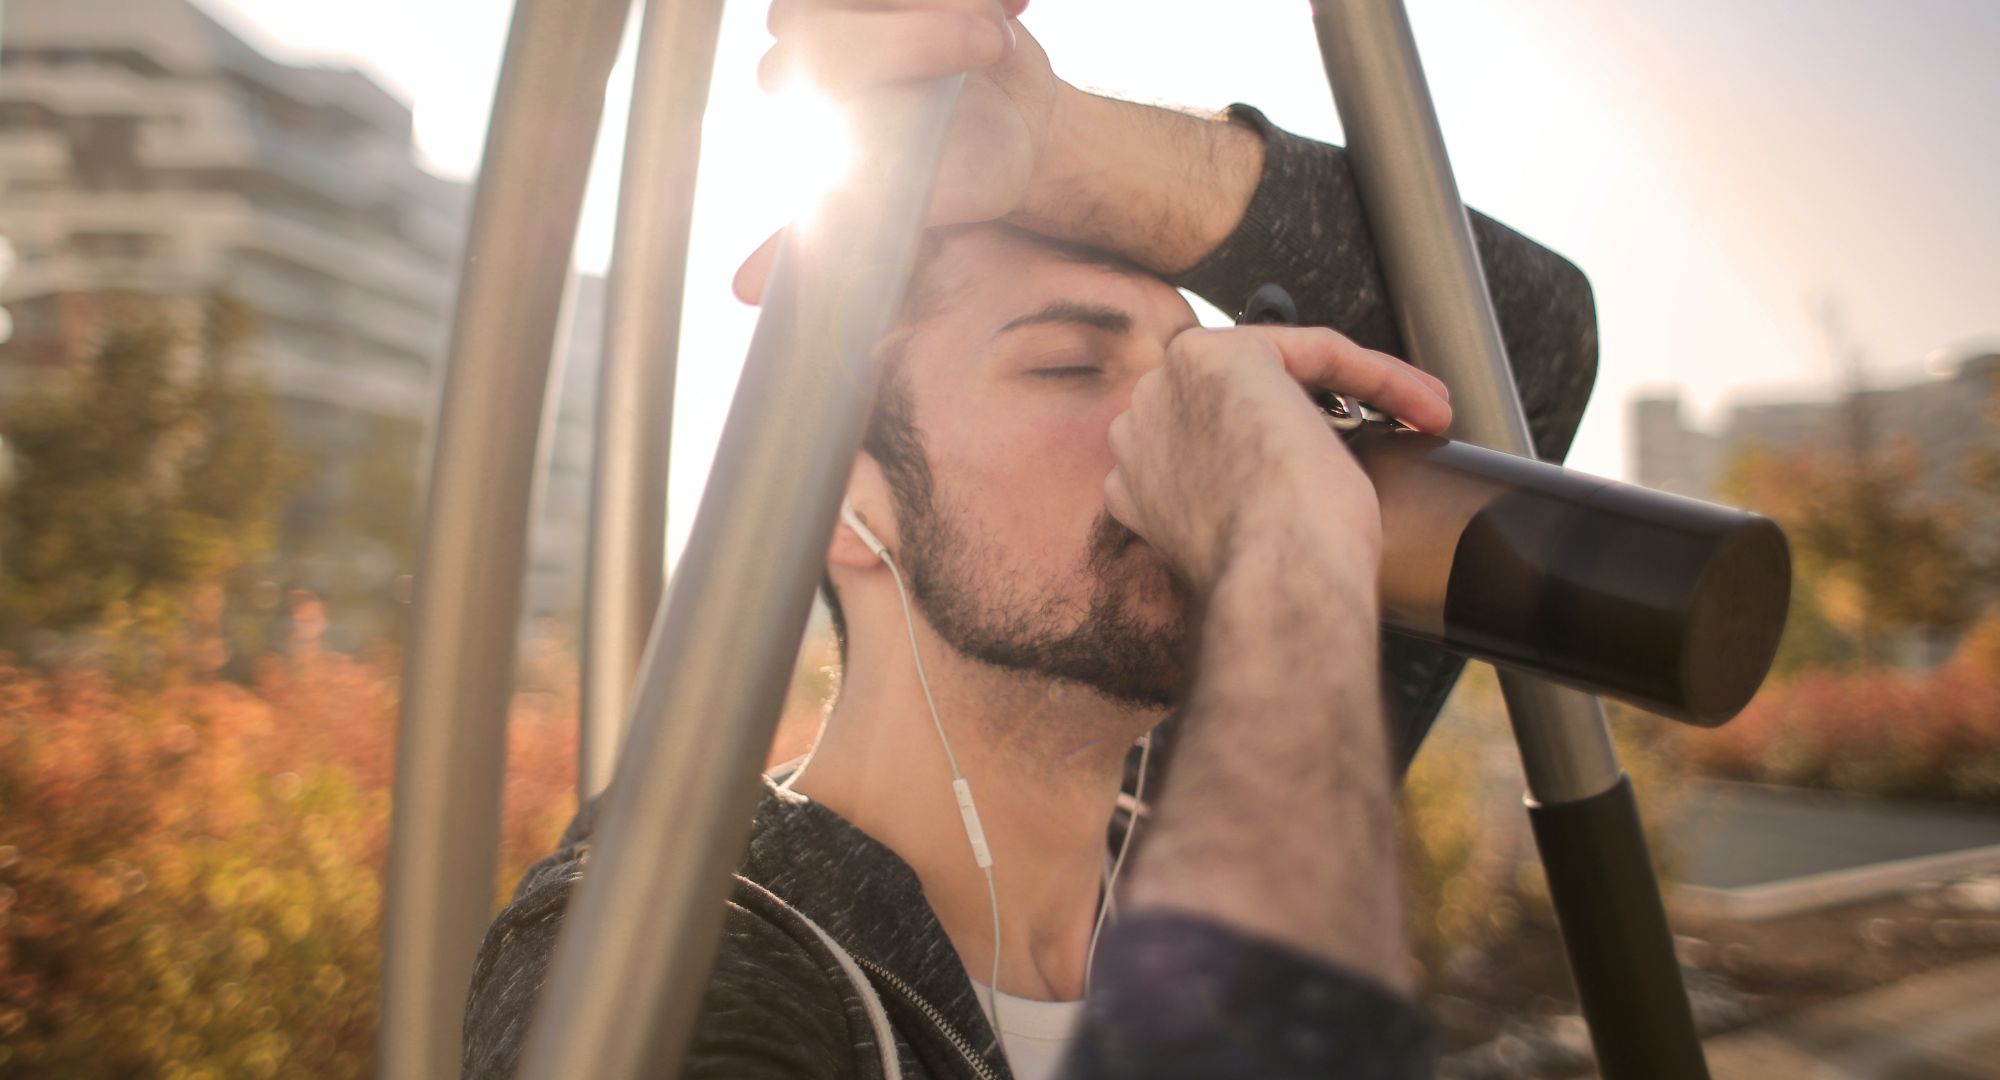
[828,455,897,570]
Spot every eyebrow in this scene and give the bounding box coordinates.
[994,301,1133,338]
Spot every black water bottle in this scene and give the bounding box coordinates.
[1240,285,1791,725]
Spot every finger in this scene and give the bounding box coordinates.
[759,10,1010,96]
[1103,468,1138,532]
[732,230,786,305]
[1127,368,1163,416]
[1107,409,1135,464]
[769,0,1008,35]
[1259,326,1454,435]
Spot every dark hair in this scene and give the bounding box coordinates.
[821,340,932,661]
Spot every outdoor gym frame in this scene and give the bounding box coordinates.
[377,1,1712,1077]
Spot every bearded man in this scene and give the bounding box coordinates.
[464,2,1595,1077]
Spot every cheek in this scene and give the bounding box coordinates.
[930,392,1127,567]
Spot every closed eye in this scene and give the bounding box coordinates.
[1030,366,1104,380]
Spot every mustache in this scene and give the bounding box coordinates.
[1085,510,1141,570]
[1085,508,1195,606]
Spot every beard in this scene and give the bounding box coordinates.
[893,487,1196,710]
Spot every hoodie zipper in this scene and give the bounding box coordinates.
[853,955,1002,1080]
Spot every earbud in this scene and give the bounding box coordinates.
[841,499,888,562]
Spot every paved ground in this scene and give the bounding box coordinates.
[1704,953,2000,1079]
[1677,782,2000,890]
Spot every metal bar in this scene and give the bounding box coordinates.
[515,78,964,1080]
[374,0,630,1076]
[1308,0,1620,805]
[1309,3,1709,1076]
[1529,778,1713,1078]
[578,0,729,801]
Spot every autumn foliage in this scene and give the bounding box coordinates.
[0,599,578,1078]
[1683,621,2000,805]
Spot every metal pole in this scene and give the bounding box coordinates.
[1308,3,1709,1077]
[375,0,630,1076]
[578,0,728,801]
[515,78,964,1080]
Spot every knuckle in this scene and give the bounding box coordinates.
[764,0,798,35]
[1165,331,1229,379]
[1103,469,1129,506]
[1164,325,1212,361]
[755,46,785,91]
[1304,325,1353,355]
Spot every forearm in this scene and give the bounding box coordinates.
[1017,92,1596,460]
[1122,527,1408,994]
[1012,89,1265,276]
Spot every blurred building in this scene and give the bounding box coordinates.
[1630,352,2000,505]
[0,0,601,644]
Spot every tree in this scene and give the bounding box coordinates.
[1962,362,2000,593]
[0,295,287,662]
[1720,434,1978,670]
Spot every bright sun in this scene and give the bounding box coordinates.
[761,81,858,222]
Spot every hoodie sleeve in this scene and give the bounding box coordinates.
[1062,913,1436,1080]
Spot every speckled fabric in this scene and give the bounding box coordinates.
[1069,913,1434,1079]
[464,781,1435,1080]
[461,109,1596,1079]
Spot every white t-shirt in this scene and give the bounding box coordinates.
[971,984,1086,1080]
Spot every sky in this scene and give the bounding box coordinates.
[199,0,2000,560]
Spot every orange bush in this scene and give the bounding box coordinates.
[1685,652,2000,804]
[0,598,577,1077]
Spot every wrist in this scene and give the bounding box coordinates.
[1214,541,1379,643]
[1222,486,1382,604]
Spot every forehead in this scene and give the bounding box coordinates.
[905,225,1191,338]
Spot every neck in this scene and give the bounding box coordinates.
[791,618,1156,1001]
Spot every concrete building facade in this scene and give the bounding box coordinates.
[0,0,467,414]
[1630,353,2000,507]
[0,0,511,646]
[0,0,613,645]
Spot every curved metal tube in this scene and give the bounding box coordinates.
[515,78,966,1080]
[578,0,729,801]
[375,0,630,1076]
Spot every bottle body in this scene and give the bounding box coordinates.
[1351,425,1791,725]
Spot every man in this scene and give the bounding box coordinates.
[464,3,1595,1077]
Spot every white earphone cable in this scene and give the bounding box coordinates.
[1083,731,1150,994]
[881,549,1005,1052]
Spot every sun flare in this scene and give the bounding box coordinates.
[763,81,858,222]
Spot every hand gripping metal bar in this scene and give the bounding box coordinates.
[1308,2,1709,1076]
[375,0,631,1077]
[578,0,730,801]
[513,78,966,1080]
